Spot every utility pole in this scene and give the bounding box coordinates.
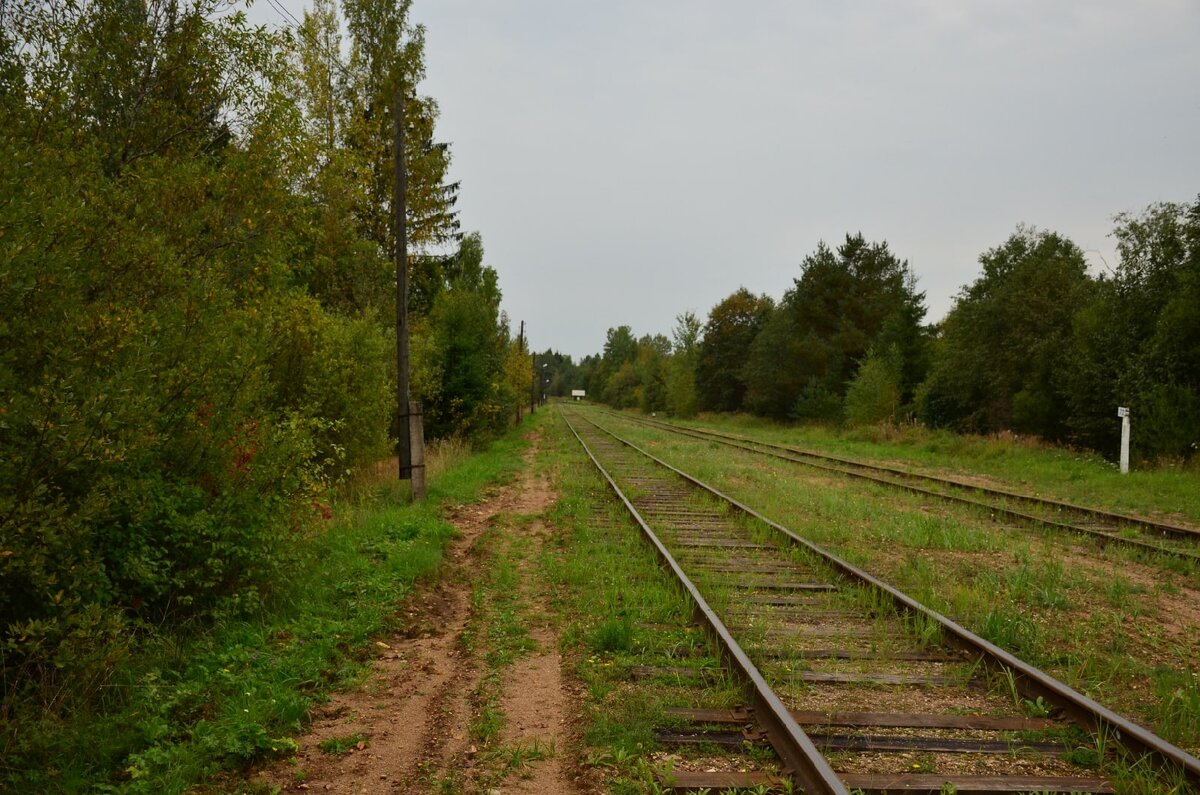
[530,352,537,416]
[516,321,525,427]
[394,85,425,499]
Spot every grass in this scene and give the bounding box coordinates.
[483,738,554,776]
[316,732,367,756]
[1,425,530,793]
[463,519,539,757]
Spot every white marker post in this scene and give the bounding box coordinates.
[1117,406,1131,474]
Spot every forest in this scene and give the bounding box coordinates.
[557,207,1200,466]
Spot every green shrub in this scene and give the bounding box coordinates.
[844,345,903,427]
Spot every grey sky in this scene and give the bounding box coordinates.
[255,1,1200,359]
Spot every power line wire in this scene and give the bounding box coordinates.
[259,0,354,83]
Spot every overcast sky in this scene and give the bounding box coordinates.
[255,1,1200,359]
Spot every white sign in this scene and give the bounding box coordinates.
[571,390,586,397]
[1117,406,1129,418]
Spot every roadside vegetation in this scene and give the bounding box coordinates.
[594,409,1200,759]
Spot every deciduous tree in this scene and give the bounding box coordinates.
[1062,199,1200,460]
[696,289,773,412]
[918,227,1092,438]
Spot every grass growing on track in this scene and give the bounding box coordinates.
[589,409,1200,770]
[651,410,1200,525]
[543,411,768,793]
[3,430,529,794]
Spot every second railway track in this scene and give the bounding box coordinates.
[598,409,1200,564]
[562,407,1200,794]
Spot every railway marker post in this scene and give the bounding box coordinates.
[1117,406,1131,474]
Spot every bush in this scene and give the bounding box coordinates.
[268,295,393,472]
[844,346,903,427]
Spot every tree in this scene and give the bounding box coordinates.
[591,325,637,403]
[0,0,347,722]
[340,0,458,254]
[666,312,702,417]
[288,0,458,325]
[696,289,773,412]
[536,349,584,398]
[844,345,904,426]
[418,234,515,440]
[1062,199,1200,460]
[0,2,494,765]
[742,235,924,421]
[634,334,671,413]
[918,227,1093,438]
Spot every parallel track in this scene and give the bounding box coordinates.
[562,408,1200,794]
[601,409,1200,563]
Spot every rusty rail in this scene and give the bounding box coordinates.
[560,409,849,793]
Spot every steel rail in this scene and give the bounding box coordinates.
[604,410,1200,562]
[559,409,849,794]
[576,409,1200,789]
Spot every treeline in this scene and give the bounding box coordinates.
[580,203,1200,464]
[0,0,529,736]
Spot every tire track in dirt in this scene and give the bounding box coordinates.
[254,428,573,794]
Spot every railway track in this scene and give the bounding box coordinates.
[598,409,1200,564]
[561,407,1200,794]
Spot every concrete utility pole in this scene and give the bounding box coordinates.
[1118,406,1131,474]
[394,85,425,499]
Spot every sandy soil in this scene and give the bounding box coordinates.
[253,430,576,794]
